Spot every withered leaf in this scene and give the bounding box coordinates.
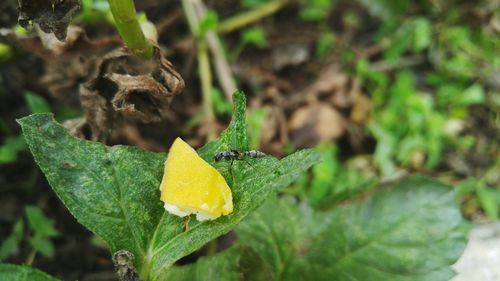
[18,0,80,41]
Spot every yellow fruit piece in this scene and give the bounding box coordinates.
[159,137,233,221]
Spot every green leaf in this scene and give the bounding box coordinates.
[199,10,218,36]
[412,18,431,52]
[477,186,499,220]
[461,84,485,106]
[0,220,24,260]
[236,176,466,281]
[211,88,232,116]
[24,92,51,114]
[310,143,338,204]
[315,32,335,59]
[246,108,267,150]
[0,264,58,281]
[164,247,241,281]
[25,206,59,238]
[0,136,26,164]
[240,27,268,49]
[299,0,333,21]
[18,90,320,281]
[29,236,55,258]
[355,0,410,20]
[241,0,268,9]
[165,246,273,281]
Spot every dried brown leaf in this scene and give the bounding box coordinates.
[80,47,184,141]
[18,0,80,41]
[288,103,346,148]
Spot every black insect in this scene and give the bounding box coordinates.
[214,150,266,179]
[214,149,266,163]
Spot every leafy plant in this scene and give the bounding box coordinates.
[355,0,410,20]
[25,206,60,259]
[0,206,59,263]
[458,178,500,221]
[240,26,268,49]
[289,143,375,207]
[299,0,334,22]
[236,176,465,280]
[1,90,467,280]
[0,136,26,164]
[0,220,24,261]
[211,88,232,116]
[77,0,112,24]
[315,31,335,59]
[9,91,319,280]
[246,108,267,150]
[0,264,57,281]
[24,92,51,114]
[230,26,268,60]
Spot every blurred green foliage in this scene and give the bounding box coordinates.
[299,0,333,22]
[198,10,219,37]
[240,27,268,49]
[289,143,376,207]
[356,0,410,20]
[0,206,59,262]
[0,136,26,164]
[78,0,112,24]
[0,44,13,64]
[24,92,51,114]
[315,31,335,59]
[458,178,500,221]
[246,108,267,150]
[211,88,232,116]
[1,92,79,165]
[0,220,23,261]
[25,206,59,258]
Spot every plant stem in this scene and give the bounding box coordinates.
[108,0,154,59]
[198,40,216,141]
[191,0,236,101]
[182,0,217,140]
[25,249,36,266]
[217,0,288,34]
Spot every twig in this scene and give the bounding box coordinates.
[191,0,236,101]
[156,9,183,37]
[25,249,36,266]
[182,0,216,140]
[217,0,289,34]
[108,0,154,59]
[198,40,216,140]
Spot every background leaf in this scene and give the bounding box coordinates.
[0,264,58,281]
[18,90,320,281]
[29,236,55,258]
[235,176,466,281]
[0,220,24,261]
[163,247,241,281]
[25,206,59,238]
[24,92,51,114]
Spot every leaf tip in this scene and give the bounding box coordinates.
[16,113,55,128]
[231,90,247,119]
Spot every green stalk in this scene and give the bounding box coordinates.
[198,40,216,141]
[182,0,216,140]
[217,0,288,34]
[108,0,154,59]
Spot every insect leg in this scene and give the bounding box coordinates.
[183,215,192,232]
[243,158,254,169]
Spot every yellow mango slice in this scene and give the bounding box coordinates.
[159,137,233,221]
